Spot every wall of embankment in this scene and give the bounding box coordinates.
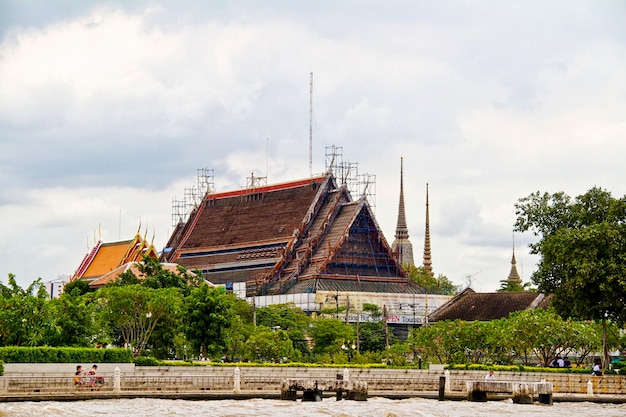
[1,364,624,397]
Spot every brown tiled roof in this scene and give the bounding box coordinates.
[166,173,412,296]
[173,176,327,253]
[428,287,551,322]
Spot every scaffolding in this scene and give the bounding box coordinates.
[325,145,376,213]
[246,172,267,189]
[171,168,214,227]
[326,207,398,278]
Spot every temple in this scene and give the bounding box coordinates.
[71,230,159,286]
[391,157,414,266]
[162,171,450,317]
[427,287,550,322]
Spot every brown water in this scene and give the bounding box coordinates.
[0,397,623,417]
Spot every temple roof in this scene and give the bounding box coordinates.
[428,287,551,322]
[163,172,418,296]
[73,233,157,281]
[166,175,329,257]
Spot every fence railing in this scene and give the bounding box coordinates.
[1,369,624,396]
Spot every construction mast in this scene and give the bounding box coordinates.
[309,72,313,177]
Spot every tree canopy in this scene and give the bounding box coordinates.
[514,186,626,325]
[405,265,458,295]
[183,284,236,358]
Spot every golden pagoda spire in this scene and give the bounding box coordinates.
[423,183,434,277]
[507,234,522,284]
[391,157,414,266]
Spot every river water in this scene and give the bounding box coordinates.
[1,397,624,417]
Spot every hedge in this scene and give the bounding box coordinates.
[133,356,159,366]
[0,360,3,376]
[0,347,132,364]
[151,360,389,368]
[446,363,618,375]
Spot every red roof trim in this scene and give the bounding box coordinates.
[72,240,102,281]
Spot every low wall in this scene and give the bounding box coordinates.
[1,365,624,396]
[129,367,626,395]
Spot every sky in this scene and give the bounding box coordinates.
[1,1,625,292]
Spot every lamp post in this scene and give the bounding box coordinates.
[341,341,356,362]
[141,311,152,353]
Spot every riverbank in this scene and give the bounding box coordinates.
[1,365,624,403]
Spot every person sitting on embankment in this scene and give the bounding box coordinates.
[74,365,85,387]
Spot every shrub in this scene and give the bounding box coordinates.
[0,347,132,363]
[133,356,159,366]
[103,348,133,363]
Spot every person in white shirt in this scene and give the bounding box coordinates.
[485,370,495,380]
[592,358,603,376]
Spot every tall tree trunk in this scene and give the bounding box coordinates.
[602,318,609,370]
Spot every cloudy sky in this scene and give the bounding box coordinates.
[1,1,625,292]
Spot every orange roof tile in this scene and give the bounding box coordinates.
[74,233,158,281]
[81,240,134,279]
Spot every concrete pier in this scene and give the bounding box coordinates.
[466,381,553,404]
[280,378,367,401]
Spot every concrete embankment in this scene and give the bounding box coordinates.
[1,365,624,403]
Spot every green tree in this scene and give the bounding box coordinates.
[309,318,354,354]
[222,317,253,362]
[567,320,603,366]
[515,186,626,367]
[96,285,181,354]
[113,255,203,296]
[497,279,533,292]
[244,327,297,362]
[137,256,203,295]
[406,265,458,295]
[256,303,311,355]
[409,320,460,364]
[358,322,394,353]
[0,275,50,346]
[483,319,513,364]
[62,279,91,297]
[183,284,236,359]
[43,292,97,347]
[504,309,571,366]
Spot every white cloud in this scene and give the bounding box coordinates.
[0,1,624,292]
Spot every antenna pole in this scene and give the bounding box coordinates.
[309,72,313,177]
